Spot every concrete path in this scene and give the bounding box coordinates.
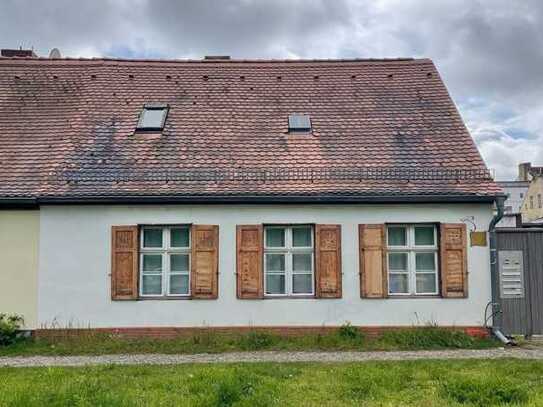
[1,348,543,368]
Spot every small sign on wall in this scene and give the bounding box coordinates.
[470,231,487,247]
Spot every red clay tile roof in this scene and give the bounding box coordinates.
[0,57,502,202]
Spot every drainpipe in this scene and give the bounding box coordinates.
[488,195,513,345]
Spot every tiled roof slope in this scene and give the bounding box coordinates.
[0,57,501,202]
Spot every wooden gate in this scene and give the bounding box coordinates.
[496,229,543,336]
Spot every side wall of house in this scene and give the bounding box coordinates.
[38,204,493,329]
[0,210,39,328]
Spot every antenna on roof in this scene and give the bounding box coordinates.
[49,48,61,58]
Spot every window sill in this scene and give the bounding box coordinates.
[387,295,441,299]
[263,295,316,299]
[138,296,192,301]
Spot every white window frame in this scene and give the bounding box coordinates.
[386,224,439,296]
[140,226,191,298]
[263,225,314,297]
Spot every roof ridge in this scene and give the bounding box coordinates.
[0,56,429,65]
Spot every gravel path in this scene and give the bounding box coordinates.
[1,348,543,368]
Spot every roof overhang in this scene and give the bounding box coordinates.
[31,194,502,205]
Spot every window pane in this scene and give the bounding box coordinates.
[266,274,285,294]
[293,253,312,272]
[389,253,408,271]
[142,275,162,295]
[415,226,435,246]
[292,274,312,294]
[266,228,285,247]
[292,227,312,247]
[389,274,409,294]
[388,227,406,246]
[416,252,436,271]
[265,254,285,272]
[170,254,189,272]
[143,229,163,248]
[171,228,190,248]
[143,254,162,272]
[139,108,166,129]
[170,274,189,295]
[416,273,437,294]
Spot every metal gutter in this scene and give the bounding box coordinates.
[35,194,501,205]
[0,198,38,209]
[487,195,514,345]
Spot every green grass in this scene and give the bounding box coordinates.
[0,327,498,357]
[0,359,542,406]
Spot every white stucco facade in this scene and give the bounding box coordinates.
[38,203,493,329]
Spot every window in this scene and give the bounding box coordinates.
[530,196,534,209]
[140,226,190,297]
[288,114,311,132]
[520,193,524,199]
[137,103,169,131]
[538,194,542,209]
[387,225,438,296]
[264,225,314,296]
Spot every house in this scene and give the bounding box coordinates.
[0,54,502,336]
[516,163,543,224]
[496,164,530,228]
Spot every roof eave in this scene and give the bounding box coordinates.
[32,194,503,205]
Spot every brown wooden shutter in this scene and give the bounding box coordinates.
[236,225,263,299]
[191,225,219,299]
[111,225,139,300]
[359,224,387,298]
[315,224,342,298]
[440,223,468,298]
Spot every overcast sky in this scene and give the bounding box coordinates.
[1,0,541,180]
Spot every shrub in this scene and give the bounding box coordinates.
[338,322,363,341]
[0,313,24,346]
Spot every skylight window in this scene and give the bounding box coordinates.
[288,114,311,133]
[137,103,169,131]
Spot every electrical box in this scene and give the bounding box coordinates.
[498,250,525,299]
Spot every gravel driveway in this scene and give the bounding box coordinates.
[1,348,543,368]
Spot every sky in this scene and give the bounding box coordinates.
[1,0,541,180]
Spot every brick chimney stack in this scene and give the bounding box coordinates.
[1,48,38,58]
[518,162,532,181]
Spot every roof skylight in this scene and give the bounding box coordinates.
[137,103,169,131]
[288,114,311,132]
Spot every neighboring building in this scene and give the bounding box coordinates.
[510,162,543,224]
[0,55,502,335]
[495,164,530,228]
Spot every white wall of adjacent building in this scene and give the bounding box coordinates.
[37,203,493,328]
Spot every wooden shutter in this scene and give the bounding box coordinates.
[191,225,219,299]
[111,225,139,300]
[359,224,387,298]
[440,223,468,298]
[236,225,263,299]
[315,225,342,298]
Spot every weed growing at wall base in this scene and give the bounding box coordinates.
[0,326,497,356]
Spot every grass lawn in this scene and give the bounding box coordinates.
[0,327,498,356]
[0,359,542,406]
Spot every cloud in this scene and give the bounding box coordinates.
[1,0,542,179]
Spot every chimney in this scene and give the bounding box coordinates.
[518,162,532,181]
[1,48,38,58]
[203,55,231,61]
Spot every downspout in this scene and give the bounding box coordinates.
[488,195,514,345]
